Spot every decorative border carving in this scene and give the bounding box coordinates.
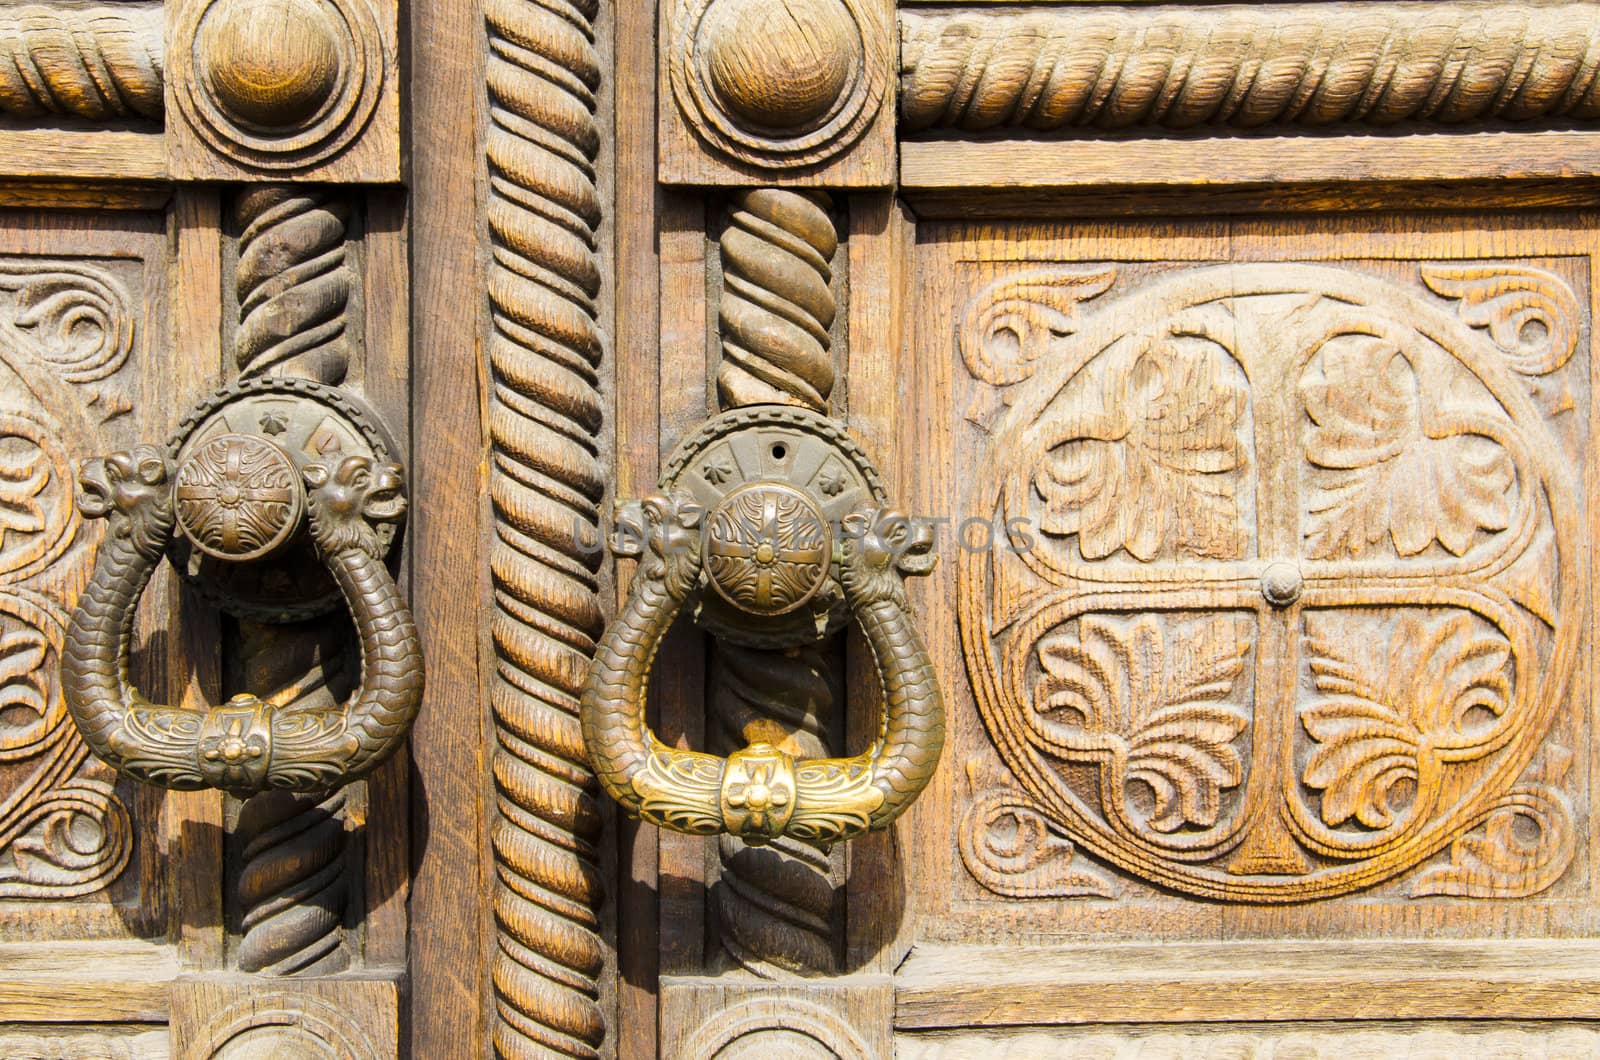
[0,4,164,122]
[901,5,1600,135]
[483,0,608,1054]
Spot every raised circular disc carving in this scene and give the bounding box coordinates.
[174,433,304,561]
[702,0,859,128]
[198,0,343,127]
[661,404,885,648]
[960,263,1582,902]
[671,0,885,169]
[167,376,399,622]
[178,0,383,169]
[704,481,832,616]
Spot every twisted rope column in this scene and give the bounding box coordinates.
[718,189,837,410]
[712,188,844,976]
[229,186,357,976]
[0,3,163,121]
[900,5,1600,134]
[484,0,608,1054]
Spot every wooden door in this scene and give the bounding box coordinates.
[7,0,1600,1057]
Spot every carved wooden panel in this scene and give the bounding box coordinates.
[0,213,167,940]
[909,214,1596,942]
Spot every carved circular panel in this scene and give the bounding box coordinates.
[705,481,831,615]
[662,404,885,647]
[177,0,383,169]
[168,376,398,621]
[670,0,885,169]
[174,434,304,561]
[201,995,380,1060]
[959,263,1583,901]
[679,998,873,1060]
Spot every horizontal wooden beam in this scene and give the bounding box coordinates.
[0,941,178,1023]
[896,940,1600,1028]
[901,130,1600,198]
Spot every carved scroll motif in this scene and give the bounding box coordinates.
[0,260,138,901]
[0,4,164,121]
[959,761,1112,899]
[959,262,1584,902]
[484,0,608,1052]
[901,6,1600,135]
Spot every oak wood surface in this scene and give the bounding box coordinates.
[405,0,489,1052]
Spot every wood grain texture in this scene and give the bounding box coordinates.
[661,975,891,1060]
[0,4,163,121]
[0,1026,167,1060]
[0,130,165,182]
[901,4,1600,134]
[0,940,177,1022]
[405,0,487,1045]
[897,1021,1600,1059]
[483,0,610,1054]
[900,131,1600,195]
[896,941,1600,1027]
[171,974,398,1058]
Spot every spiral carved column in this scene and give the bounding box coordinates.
[484,0,609,1054]
[229,186,358,976]
[718,188,837,410]
[0,4,164,121]
[234,187,356,382]
[712,188,844,976]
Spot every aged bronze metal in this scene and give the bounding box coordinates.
[59,380,422,796]
[579,405,945,843]
[168,375,399,621]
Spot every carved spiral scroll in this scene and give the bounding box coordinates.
[581,494,945,844]
[901,5,1600,134]
[718,189,837,412]
[0,4,164,121]
[484,0,608,1053]
[61,447,421,797]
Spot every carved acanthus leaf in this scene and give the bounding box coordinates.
[1302,336,1514,559]
[959,766,1114,899]
[1033,337,1248,562]
[1406,748,1576,899]
[1302,612,1512,830]
[1034,615,1251,833]
[1422,262,1580,377]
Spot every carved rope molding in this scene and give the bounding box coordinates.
[483,0,608,1055]
[0,3,163,121]
[712,188,844,976]
[230,187,359,977]
[900,4,1600,134]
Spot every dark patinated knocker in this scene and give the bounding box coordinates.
[580,405,945,844]
[61,378,422,797]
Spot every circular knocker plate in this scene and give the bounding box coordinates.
[660,404,886,647]
[167,376,399,622]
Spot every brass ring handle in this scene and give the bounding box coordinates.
[580,490,945,844]
[61,443,423,796]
